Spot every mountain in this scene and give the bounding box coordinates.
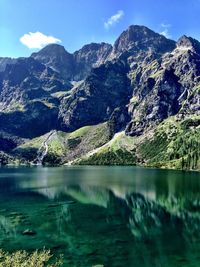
[126,35,200,136]
[0,57,17,72]
[73,42,112,80]
[0,56,71,138]
[31,42,112,81]
[109,25,176,60]
[31,44,74,80]
[0,25,199,170]
[58,59,131,132]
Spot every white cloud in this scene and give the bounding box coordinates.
[160,29,171,38]
[160,23,172,38]
[104,10,124,29]
[161,23,171,28]
[20,32,61,49]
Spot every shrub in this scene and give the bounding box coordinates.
[0,249,62,267]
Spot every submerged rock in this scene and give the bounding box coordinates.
[22,229,37,236]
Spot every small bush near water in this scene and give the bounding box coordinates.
[0,249,62,267]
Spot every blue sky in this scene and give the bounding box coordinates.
[0,0,200,58]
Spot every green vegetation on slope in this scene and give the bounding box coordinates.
[138,115,200,170]
[77,115,200,171]
[78,132,137,165]
[13,123,110,165]
[0,249,62,267]
[78,148,136,165]
[13,134,48,162]
[8,115,200,171]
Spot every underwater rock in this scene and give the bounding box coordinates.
[22,229,37,236]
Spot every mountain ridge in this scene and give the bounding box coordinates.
[0,25,199,170]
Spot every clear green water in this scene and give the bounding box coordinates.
[0,166,200,267]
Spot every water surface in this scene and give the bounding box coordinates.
[0,166,200,267]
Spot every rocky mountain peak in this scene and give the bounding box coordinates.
[31,44,70,58]
[75,42,112,53]
[0,24,199,141]
[111,25,176,59]
[72,42,112,80]
[176,35,200,53]
[31,42,112,81]
[120,25,160,42]
[31,44,74,80]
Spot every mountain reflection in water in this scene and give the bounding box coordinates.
[0,166,200,267]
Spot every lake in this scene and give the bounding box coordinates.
[0,166,200,267]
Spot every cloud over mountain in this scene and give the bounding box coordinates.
[104,10,124,29]
[20,32,61,49]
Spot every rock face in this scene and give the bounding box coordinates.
[31,42,112,81]
[0,25,199,165]
[0,101,58,138]
[0,57,70,110]
[58,59,131,131]
[109,25,176,60]
[73,42,112,80]
[0,58,16,72]
[125,34,200,136]
[126,69,182,136]
[176,35,200,52]
[0,56,67,138]
[31,44,74,80]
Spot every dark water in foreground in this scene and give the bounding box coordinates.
[0,166,200,267]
